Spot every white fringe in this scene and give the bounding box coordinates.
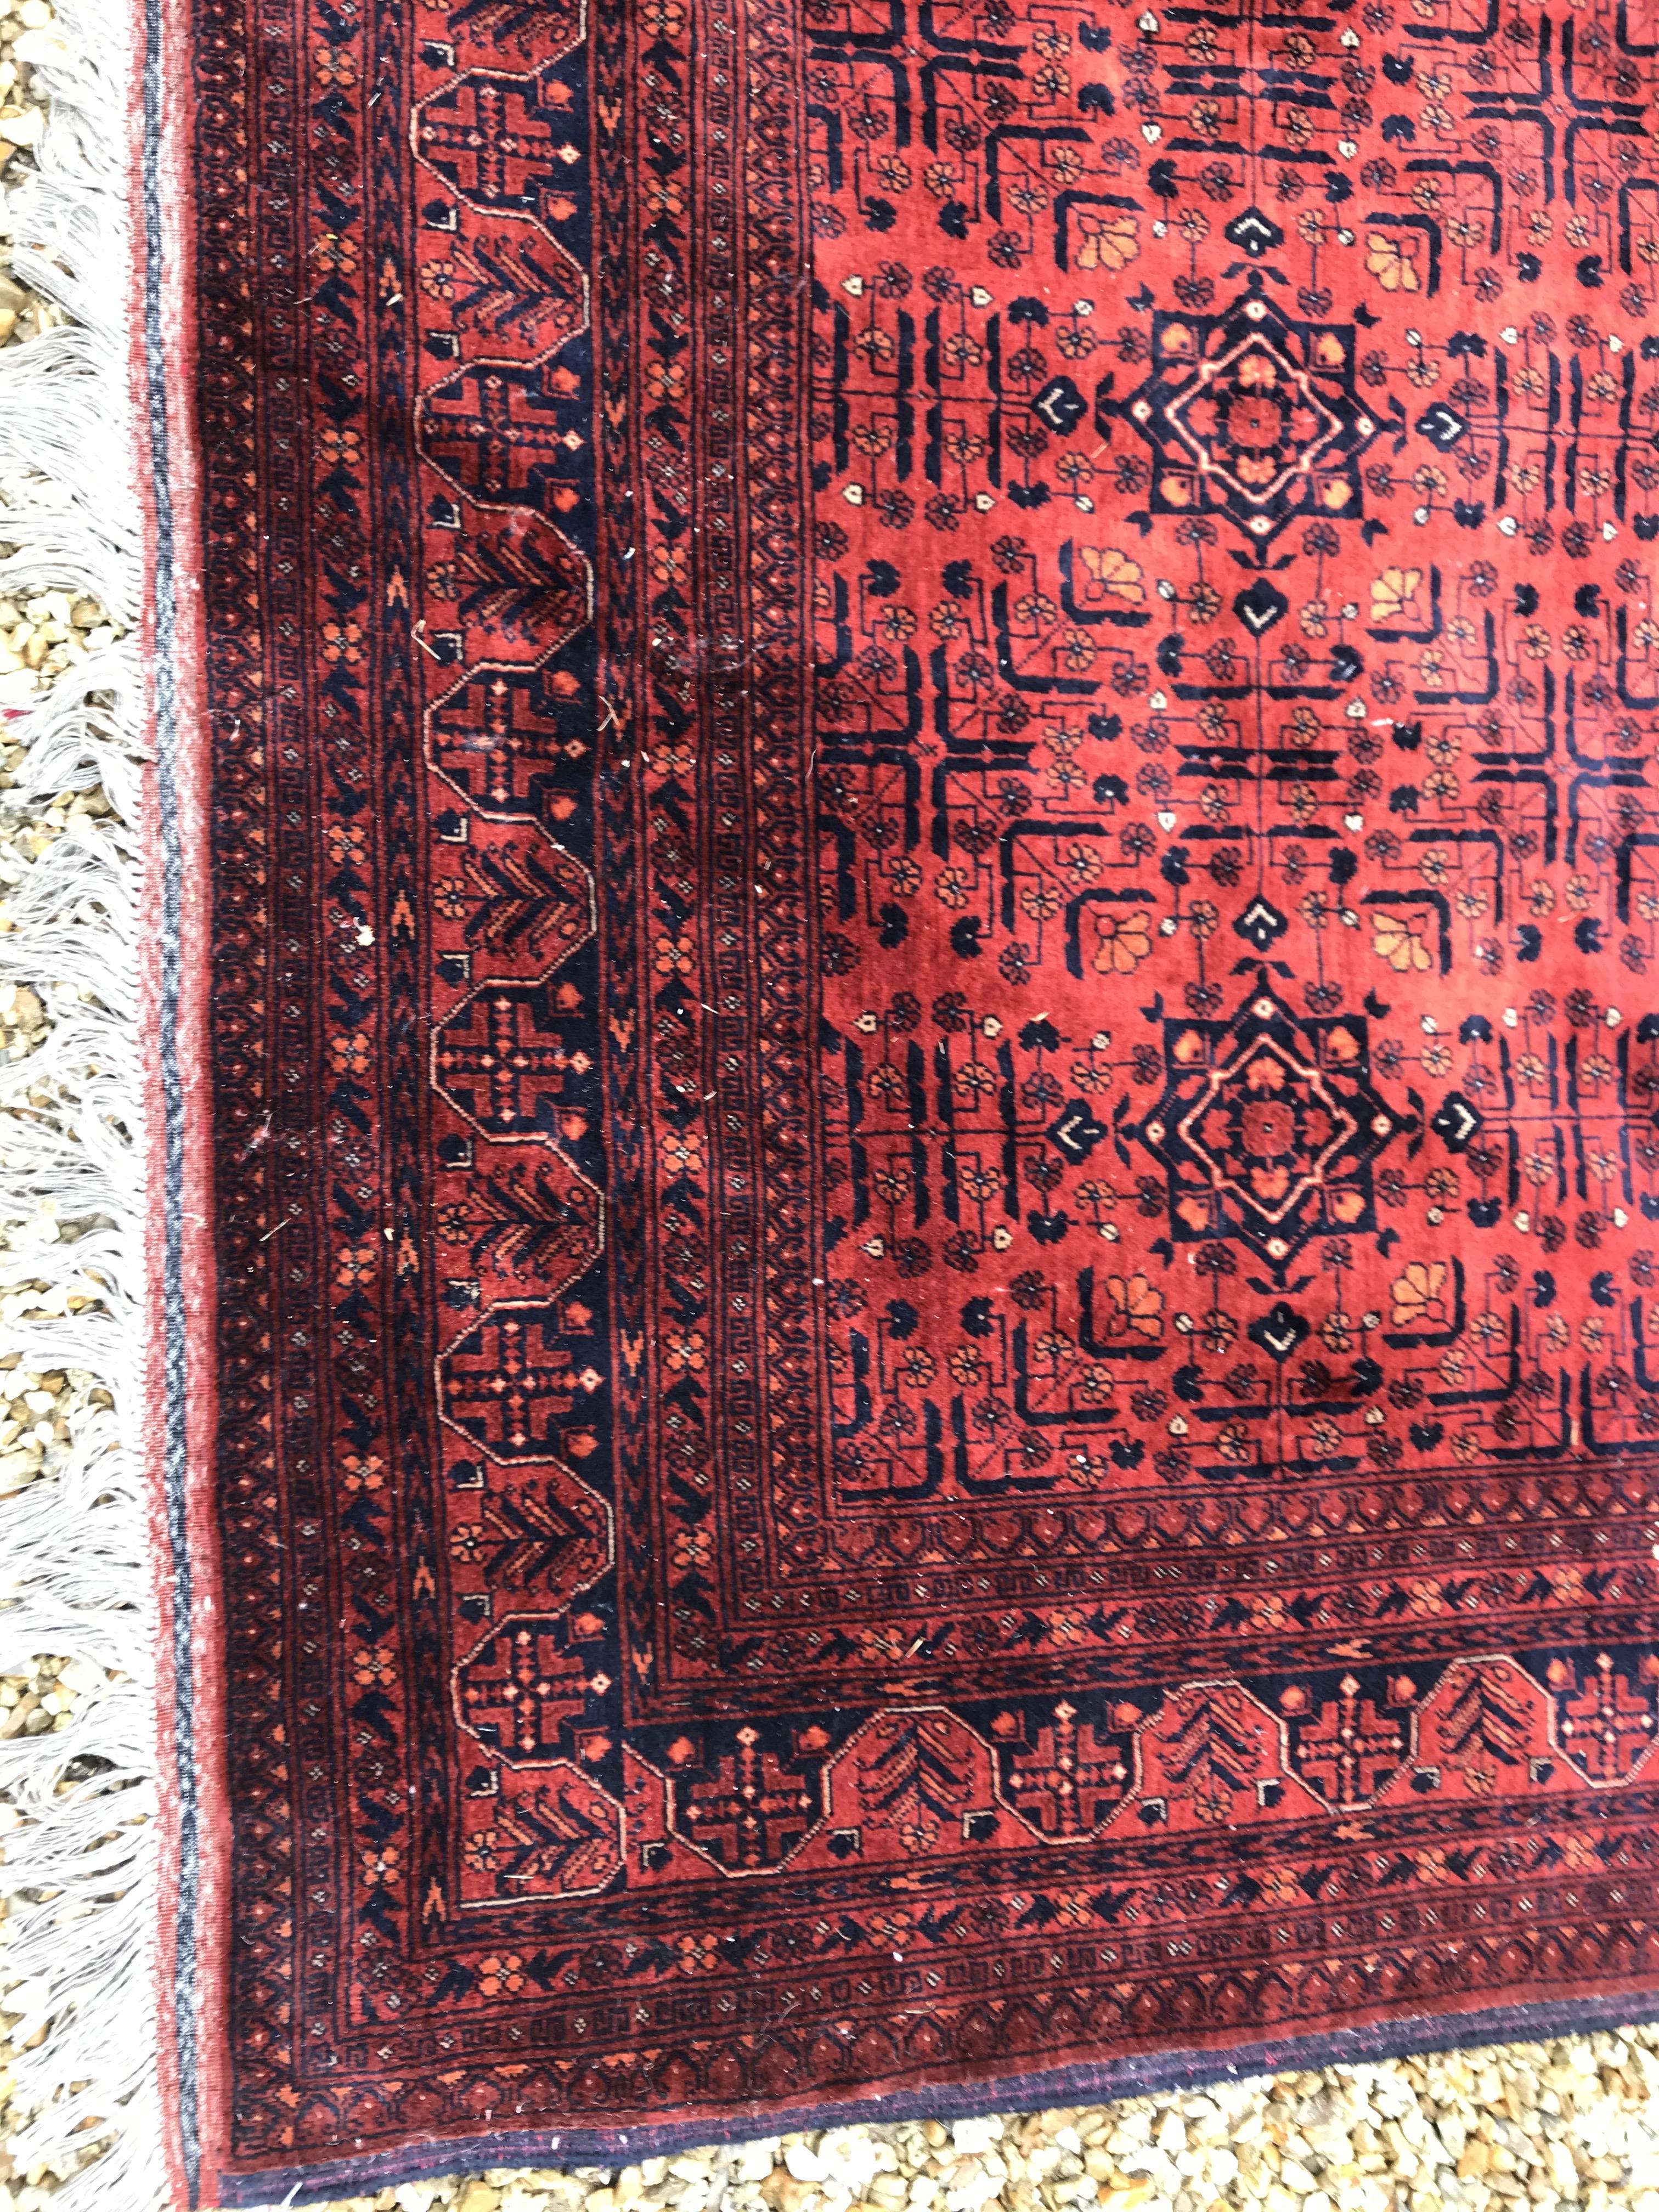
[0,0,162,2192]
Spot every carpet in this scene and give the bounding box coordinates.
[136,0,1659,2197]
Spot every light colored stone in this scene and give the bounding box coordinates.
[955,2123,1003,2157]
[1098,2185,1156,2212]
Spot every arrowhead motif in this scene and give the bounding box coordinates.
[1234,578,1289,636]
[1049,1099,1108,1162]
[1233,896,1289,952]
[1415,401,1468,450]
[1249,1301,1311,1362]
[1224,206,1284,258]
[1032,375,1087,436]
[1431,1092,1482,1154]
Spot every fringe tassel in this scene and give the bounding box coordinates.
[0,0,162,2193]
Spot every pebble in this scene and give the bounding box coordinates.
[952,2121,1001,2157]
[0,594,123,702]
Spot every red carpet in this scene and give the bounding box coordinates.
[138,0,1659,2197]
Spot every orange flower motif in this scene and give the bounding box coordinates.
[675,1932,719,1972]
[1074,208,1139,273]
[1370,566,1423,622]
[672,1527,714,1569]
[330,1030,372,1074]
[312,230,360,275]
[1365,232,1420,291]
[336,1243,376,1287]
[1092,909,1153,974]
[660,1129,705,1175]
[1102,1272,1164,1341]
[1390,1261,1452,1330]
[1077,546,1146,603]
[1372,910,1432,973]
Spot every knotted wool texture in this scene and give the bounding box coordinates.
[139,0,1659,2197]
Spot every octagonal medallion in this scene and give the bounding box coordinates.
[1122,277,1379,543]
[1133,977,1403,1276]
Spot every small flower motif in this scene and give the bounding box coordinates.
[335,1242,376,1287]
[659,1129,705,1176]
[342,1454,385,1494]
[354,1645,395,1689]
[313,41,357,84]
[312,230,360,275]
[361,1846,402,1887]
[318,425,364,469]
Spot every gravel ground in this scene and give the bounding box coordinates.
[2,0,145,2197]
[2,10,1659,2212]
[0,0,70,384]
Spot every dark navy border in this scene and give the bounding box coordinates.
[140,0,204,2191]
[215,1992,1659,2207]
